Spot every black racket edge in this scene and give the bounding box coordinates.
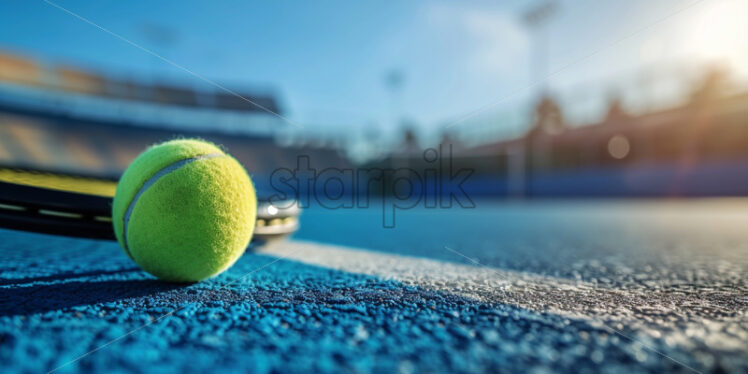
[0,180,111,215]
[0,209,115,240]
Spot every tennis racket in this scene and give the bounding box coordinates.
[0,166,299,244]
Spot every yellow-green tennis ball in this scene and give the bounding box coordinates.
[112,139,256,282]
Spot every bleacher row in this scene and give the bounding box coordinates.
[0,52,280,113]
[0,112,349,191]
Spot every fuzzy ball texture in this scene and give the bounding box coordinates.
[112,139,256,282]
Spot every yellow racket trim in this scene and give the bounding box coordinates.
[0,168,116,197]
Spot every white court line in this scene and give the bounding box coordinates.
[257,241,656,318]
[258,241,743,353]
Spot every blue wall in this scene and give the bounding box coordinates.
[459,159,748,197]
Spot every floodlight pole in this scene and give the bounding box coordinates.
[522,1,557,94]
[507,1,557,199]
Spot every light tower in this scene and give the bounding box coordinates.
[507,1,558,198]
[522,1,558,94]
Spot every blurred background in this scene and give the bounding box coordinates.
[1,0,747,197]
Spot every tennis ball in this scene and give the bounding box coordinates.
[112,139,256,282]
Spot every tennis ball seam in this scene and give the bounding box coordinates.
[122,153,225,258]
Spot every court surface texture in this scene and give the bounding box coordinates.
[1,200,746,373]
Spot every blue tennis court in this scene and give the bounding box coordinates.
[2,201,745,373]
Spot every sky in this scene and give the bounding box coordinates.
[1,0,746,142]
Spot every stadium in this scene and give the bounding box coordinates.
[0,1,746,373]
